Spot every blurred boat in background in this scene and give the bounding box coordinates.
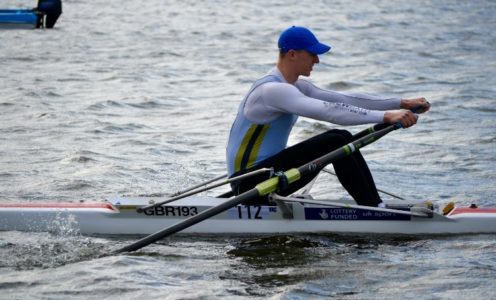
[0,0,62,29]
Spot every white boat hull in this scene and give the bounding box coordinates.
[1,196,496,235]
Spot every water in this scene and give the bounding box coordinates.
[1,0,495,298]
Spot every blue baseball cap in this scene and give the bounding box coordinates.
[278,26,331,55]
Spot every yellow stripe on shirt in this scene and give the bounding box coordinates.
[234,124,269,172]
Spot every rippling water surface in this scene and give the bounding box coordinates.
[1,0,495,299]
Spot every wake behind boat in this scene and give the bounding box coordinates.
[1,191,496,236]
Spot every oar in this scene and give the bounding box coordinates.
[352,123,390,140]
[351,106,421,141]
[321,168,406,200]
[137,168,273,213]
[170,173,227,197]
[337,107,422,200]
[294,124,403,197]
[115,122,402,253]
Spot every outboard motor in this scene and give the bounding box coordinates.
[36,0,62,28]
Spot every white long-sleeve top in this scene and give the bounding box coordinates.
[244,68,401,125]
[226,67,401,175]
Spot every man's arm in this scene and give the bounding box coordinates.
[259,82,385,125]
[295,79,401,110]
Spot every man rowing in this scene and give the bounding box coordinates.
[226,26,430,207]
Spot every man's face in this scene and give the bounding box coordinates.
[294,50,320,77]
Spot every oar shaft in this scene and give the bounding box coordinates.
[144,123,388,212]
[137,180,229,213]
[170,174,227,197]
[352,123,390,141]
[301,123,399,176]
[254,124,400,196]
[138,168,273,212]
[321,168,406,200]
[115,189,259,253]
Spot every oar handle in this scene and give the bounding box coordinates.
[352,106,423,141]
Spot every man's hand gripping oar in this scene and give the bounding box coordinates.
[115,121,407,254]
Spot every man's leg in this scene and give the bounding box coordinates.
[329,131,382,207]
[230,129,382,206]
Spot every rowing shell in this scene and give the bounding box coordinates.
[1,196,495,235]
